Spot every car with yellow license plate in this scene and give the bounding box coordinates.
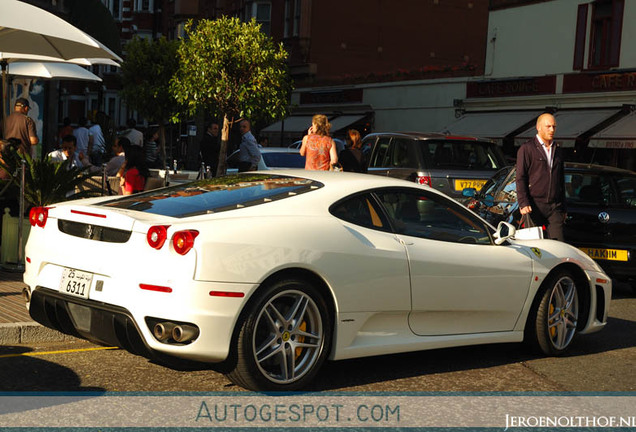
[464,163,636,291]
[24,171,611,391]
[362,132,507,201]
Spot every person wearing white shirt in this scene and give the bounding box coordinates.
[49,135,89,169]
[122,118,144,147]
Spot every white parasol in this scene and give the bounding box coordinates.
[1,0,122,122]
[7,62,102,81]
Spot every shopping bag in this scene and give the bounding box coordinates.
[514,214,544,240]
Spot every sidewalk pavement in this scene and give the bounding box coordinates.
[0,269,74,345]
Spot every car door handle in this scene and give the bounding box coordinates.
[397,237,414,246]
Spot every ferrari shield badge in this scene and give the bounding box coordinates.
[531,247,542,258]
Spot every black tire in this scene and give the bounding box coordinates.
[225,278,332,391]
[525,269,579,356]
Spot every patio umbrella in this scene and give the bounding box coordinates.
[0,53,120,67]
[7,62,102,81]
[1,0,122,122]
[0,0,121,62]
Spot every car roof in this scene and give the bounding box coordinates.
[260,146,300,153]
[362,131,495,143]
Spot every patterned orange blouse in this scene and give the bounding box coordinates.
[303,134,334,171]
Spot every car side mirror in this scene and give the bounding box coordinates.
[494,221,516,245]
[462,187,476,198]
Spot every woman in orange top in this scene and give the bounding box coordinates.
[299,114,338,170]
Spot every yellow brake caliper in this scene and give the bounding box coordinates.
[549,303,556,338]
[295,321,306,358]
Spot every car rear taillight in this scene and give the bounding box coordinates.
[172,230,199,255]
[147,225,170,249]
[416,175,432,186]
[29,207,49,228]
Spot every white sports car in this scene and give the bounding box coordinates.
[23,171,611,391]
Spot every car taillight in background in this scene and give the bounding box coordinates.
[416,175,432,186]
[173,230,199,255]
[29,207,49,228]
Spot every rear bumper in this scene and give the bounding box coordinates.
[29,287,153,357]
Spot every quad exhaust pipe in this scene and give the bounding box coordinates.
[22,287,31,304]
[153,322,176,341]
[172,324,199,343]
[153,321,200,343]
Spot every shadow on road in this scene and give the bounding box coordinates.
[0,345,107,392]
[310,295,636,391]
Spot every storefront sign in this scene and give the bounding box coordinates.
[563,71,636,93]
[299,89,363,105]
[467,76,556,98]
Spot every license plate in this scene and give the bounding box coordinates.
[454,179,487,191]
[579,247,629,262]
[59,268,93,299]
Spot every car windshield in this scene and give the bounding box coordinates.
[100,174,322,218]
[262,152,305,168]
[423,140,506,170]
[480,167,513,197]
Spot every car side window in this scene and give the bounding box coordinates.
[566,174,612,205]
[614,175,636,207]
[330,193,391,231]
[389,139,412,168]
[375,189,492,244]
[369,137,391,168]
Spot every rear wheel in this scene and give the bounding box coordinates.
[225,278,331,391]
[526,269,579,356]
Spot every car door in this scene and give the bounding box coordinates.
[367,136,418,181]
[374,188,533,336]
[564,171,614,247]
[329,192,412,313]
[566,170,636,266]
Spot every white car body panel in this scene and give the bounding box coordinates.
[23,170,611,369]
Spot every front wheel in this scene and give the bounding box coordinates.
[225,278,331,391]
[525,270,579,356]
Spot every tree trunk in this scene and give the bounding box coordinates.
[158,124,167,170]
[216,114,233,176]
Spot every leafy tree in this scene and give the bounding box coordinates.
[120,36,181,167]
[171,17,292,175]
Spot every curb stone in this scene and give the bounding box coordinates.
[0,322,76,345]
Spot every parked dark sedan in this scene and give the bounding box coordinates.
[464,163,636,290]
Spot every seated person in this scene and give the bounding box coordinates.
[49,135,92,170]
[105,137,130,176]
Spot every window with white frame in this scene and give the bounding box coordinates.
[284,0,291,38]
[293,0,301,37]
[135,0,153,12]
[252,1,271,35]
[103,0,122,21]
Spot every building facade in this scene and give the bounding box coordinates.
[444,0,636,169]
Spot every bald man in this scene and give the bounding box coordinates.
[516,113,566,241]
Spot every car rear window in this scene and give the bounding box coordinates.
[262,152,306,168]
[423,140,505,170]
[100,174,322,218]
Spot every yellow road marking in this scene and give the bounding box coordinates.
[0,346,117,359]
